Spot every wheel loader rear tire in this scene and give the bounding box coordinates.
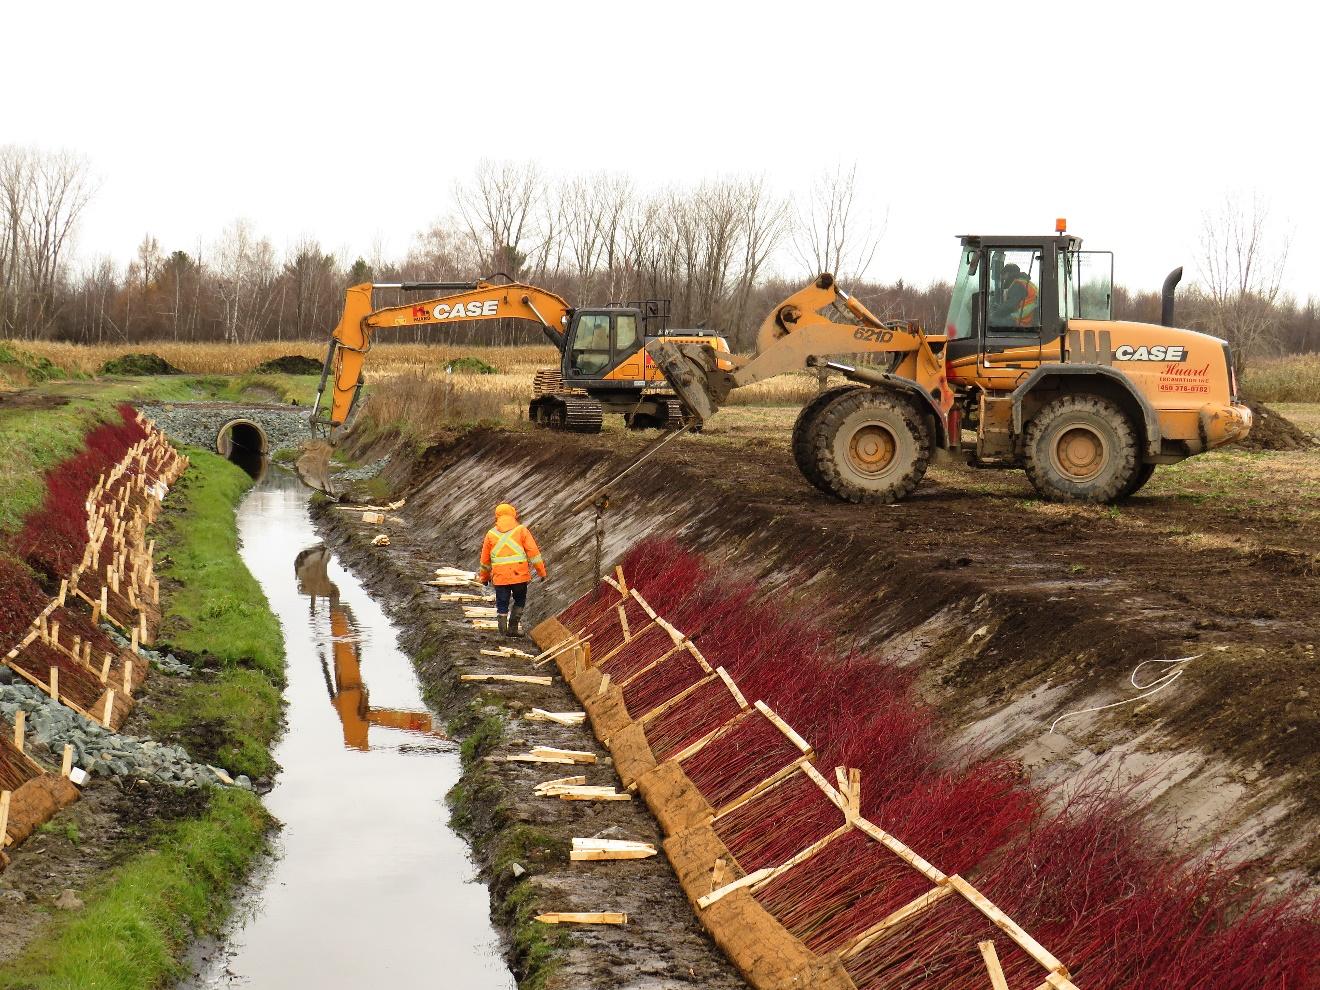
[792,385,863,493]
[1023,394,1139,503]
[808,388,930,503]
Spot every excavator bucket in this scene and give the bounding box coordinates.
[645,339,729,423]
[294,439,337,497]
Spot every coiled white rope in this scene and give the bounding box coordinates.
[1049,654,1203,735]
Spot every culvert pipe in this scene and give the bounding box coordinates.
[216,418,269,477]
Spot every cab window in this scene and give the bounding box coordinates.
[1060,251,1114,320]
[615,314,638,352]
[987,249,1042,333]
[572,314,611,374]
[944,249,978,339]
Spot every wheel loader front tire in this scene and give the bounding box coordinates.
[792,385,863,493]
[1023,394,1139,503]
[808,388,931,503]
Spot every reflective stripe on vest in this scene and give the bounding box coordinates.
[1011,277,1039,326]
[489,526,528,565]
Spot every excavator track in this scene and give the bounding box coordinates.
[531,393,603,433]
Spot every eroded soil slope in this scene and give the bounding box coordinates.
[353,422,1319,878]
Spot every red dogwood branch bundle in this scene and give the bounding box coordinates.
[967,793,1320,989]
[13,405,148,582]
[713,772,843,873]
[598,623,677,682]
[576,594,650,659]
[622,645,707,719]
[0,559,50,642]
[680,711,805,810]
[558,581,622,632]
[7,639,103,712]
[644,677,743,762]
[843,894,1036,990]
[780,765,1035,955]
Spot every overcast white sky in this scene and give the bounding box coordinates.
[2,0,1315,298]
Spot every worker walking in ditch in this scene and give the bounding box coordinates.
[478,502,547,637]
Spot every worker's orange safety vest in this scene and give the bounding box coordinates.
[1010,276,1039,327]
[480,521,546,585]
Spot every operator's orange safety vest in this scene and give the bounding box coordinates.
[479,513,546,586]
[1009,276,1039,327]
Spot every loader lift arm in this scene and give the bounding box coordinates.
[310,278,575,434]
[648,273,951,425]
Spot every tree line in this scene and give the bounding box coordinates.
[2,148,1314,363]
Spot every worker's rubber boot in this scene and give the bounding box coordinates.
[507,605,523,638]
[497,613,508,636]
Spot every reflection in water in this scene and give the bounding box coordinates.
[294,546,438,750]
[179,466,513,990]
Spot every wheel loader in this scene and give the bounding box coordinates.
[648,225,1253,503]
[296,276,732,491]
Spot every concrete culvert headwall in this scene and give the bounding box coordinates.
[216,419,268,477]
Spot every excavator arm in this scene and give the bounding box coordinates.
[310,278,575,432]
[648,273,949,422]
[295,278,574,494]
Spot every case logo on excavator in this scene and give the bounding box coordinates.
[413,300,500,322]
[1114,344,1187,362]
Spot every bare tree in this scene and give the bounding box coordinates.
[793,163,884,283]
[1195,192,1290,370]
[454,160,544,278]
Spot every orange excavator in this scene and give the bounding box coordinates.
[297,275,732,492]
[650,225,1253,503]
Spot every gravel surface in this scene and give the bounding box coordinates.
[141,403,310,454]
[0,673,249,789]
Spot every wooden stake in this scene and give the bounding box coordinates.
[131,627,139,653]
[57,579,67,606]
[613,565,627,595]
[979,941,1010,990]
[533,912,626,926]
[0,791,9,844]
[13,710,24,751]
[139,610,148,643]
[49,666,58,703]
[102,690,116,727]
[61,744,73,777]
[124,660,133,696]
[100,654,112,683]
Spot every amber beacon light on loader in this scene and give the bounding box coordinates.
[650,223,1253,504]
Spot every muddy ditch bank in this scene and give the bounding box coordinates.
[335,425,1320,883]
[313,503,745,989]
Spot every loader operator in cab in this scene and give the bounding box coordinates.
[478,503,548,637]
[992,263,1040,328]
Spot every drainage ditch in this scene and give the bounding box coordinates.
[179,467,513,989]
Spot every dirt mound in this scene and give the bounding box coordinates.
[1239,400,1317,451]
[252,354,323,375]
[99,353,181,376]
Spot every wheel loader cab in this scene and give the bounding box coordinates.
[944,234,1114,388]
[564,308,643,385]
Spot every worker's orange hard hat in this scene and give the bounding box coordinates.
[494,502,518,519]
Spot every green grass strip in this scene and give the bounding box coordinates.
[0,434,286,990]
[0,790,270,990]
[152,450,284,682]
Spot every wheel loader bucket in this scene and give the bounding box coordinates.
[645,339,727,423]
[294,439,337,497]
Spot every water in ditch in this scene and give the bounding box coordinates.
[180,466,513,988]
